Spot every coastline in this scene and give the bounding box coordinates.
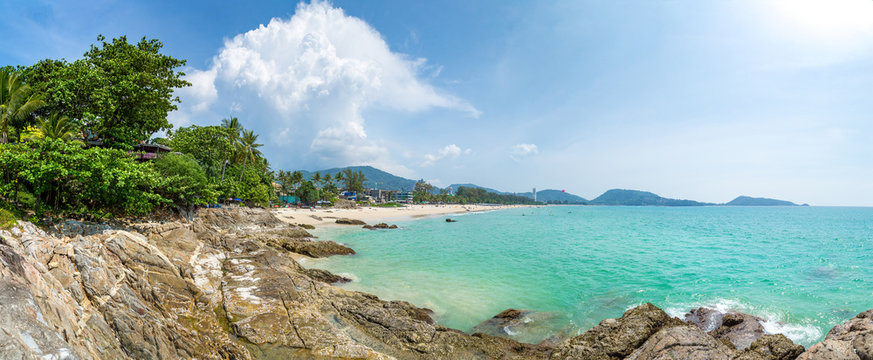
[274,204,532,228]
[1,207,869,359]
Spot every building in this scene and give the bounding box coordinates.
[533,188,537,202]
[367,189,392,203]
[393,191,413,203]
[132,143,172,161]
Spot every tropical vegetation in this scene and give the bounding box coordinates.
[0,35,276,220]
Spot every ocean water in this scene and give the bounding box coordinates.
[304,206,873,346]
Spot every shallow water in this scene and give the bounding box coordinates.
[306,206,873,346]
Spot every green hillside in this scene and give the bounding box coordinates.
[301,166,417,191]
[589,189,710,206]
[726,196,798,206]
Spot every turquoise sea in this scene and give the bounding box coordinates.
[305,206,873,346]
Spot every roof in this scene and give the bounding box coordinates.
[133,143,172,152]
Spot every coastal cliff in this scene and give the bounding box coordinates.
[0,208,869,359]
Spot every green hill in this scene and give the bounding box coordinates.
[726,196,798,206]
[589,189,710,206]
[301,166,418,191]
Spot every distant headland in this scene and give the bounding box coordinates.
[300,166,805,206]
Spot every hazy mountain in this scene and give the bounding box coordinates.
[517,189,588,204]
[726,196,798,206]
[301,166,417,191]
[588,189,711,206]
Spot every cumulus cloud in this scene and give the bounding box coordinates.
[511,143,539,160]
[173,1,478,172]
[422,144,463,167]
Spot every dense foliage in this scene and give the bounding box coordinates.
[153,153,218,208]
[0,138,164,216]
[0,35,278,220]
[21,36,190,148]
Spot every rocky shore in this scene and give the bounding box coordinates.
[0,208,870,359]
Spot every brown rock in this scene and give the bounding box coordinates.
[626,325,734,360]
[550,303,684,359]
[734,334,805,360]
[305,268,352,284]
[710,312,766,350]
[336,218,367,225]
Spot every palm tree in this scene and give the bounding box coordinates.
[37,113,78,141]
[1,70,44,143]
[236,129,263,184]
[313,172,322,187]
[290,171,303,189]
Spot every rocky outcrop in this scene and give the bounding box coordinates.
[798,309,873,360]
[626,325,734,360]
[711,312,766,350]
[734,334,805,360]
[364,223,398,230]
[1,206,870,360]
[550,303,684,359]
[0,208,552,359]
[335,218,366,225]
[685,307,767,350]
[471,309,530,337]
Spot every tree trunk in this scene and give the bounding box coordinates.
[237,156,248,185]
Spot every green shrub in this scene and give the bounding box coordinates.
[154,153,218,207]
[0,208,16,229]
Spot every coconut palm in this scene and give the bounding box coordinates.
[221,116,242,145]
[236,129,263,184]
[1,70,44,143]
[37,113,78,141]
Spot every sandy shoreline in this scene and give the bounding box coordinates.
[273,204,530,228]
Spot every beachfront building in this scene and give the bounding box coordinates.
[132,143,172,161]
[367,189,392,203]
[393,191,413,203]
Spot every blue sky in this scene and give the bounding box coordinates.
[3,0,872,205]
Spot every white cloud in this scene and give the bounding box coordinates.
[511,143,538,161]
[173,1,477,171]
[422,144,463,167]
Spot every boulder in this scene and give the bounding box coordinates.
[272,238,356,258]
[685,307,727,332]
[471,308,530,337]
[550,303,684,359]
[305,268,352,284]
[734,334,805,360]
[336,218,367,225]
[798,309,873,360]
[710,312,766,350]
[626,324,734,360]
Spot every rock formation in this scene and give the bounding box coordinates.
[335,218,366,225]
[0,207,870,359]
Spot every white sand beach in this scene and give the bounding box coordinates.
[273,204,528,228]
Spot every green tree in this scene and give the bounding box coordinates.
[290,171,304,189]
[312,171,322,186]
[1,70,44,143]
[153,153,218,217]
[413,180,435,202]
[0,138,165,215]
[22,35,190,147]
[168,125,234,178]
[340,169,367,193]
[295,180,320,205]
